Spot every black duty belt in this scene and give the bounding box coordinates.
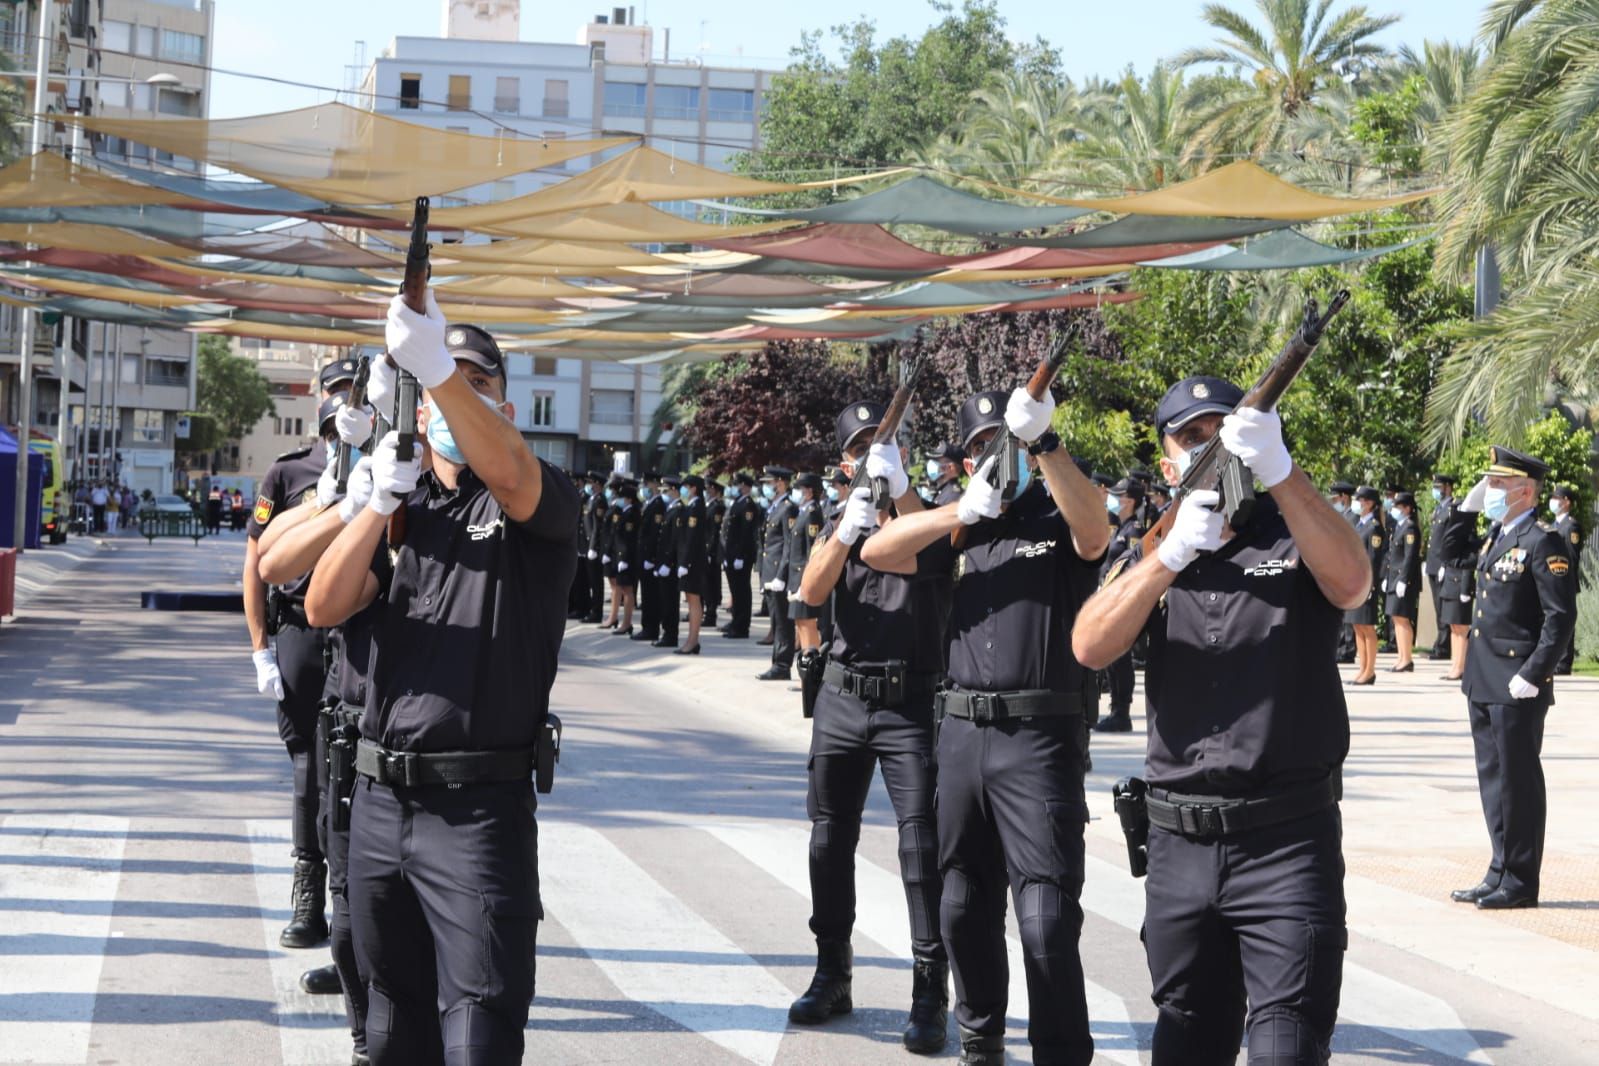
[1146,776,1339,841]
[278,599,310,630]
[355,738,534,787]
[823,661,936,707]
[934,688,1080,724]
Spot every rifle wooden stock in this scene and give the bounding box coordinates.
[389,197,431,548]
[1139,288,1351,558]
[845,355,925,510]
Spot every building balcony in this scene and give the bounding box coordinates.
[494,95,521,114]
[446,94,471,112]
[542,98,568,118]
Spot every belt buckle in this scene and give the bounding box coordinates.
[1184,804,1224,839]
[382,751,420,787]
[860,675,883,702]
[969,693,994,724]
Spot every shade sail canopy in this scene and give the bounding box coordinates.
[1046,161,1437,220]
[92,155,336,214]
[0,152,188,209]
[987,214,1290,249]
[724,174,1092,234]
[1143,229,1426,270]
[60,104,637,205]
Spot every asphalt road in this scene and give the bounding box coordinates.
[1,534,1596,1065]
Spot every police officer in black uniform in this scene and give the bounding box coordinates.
[787,472,828,659]
[598,476,625,630]
[307,303,579,1066]
[634,473,667,642]
[720,472,760,639]
[928,442,965,507]
[1073,376,1372,1066]
[1094,476,1147,734]
[1346,486,1386,685]
[1550,484,1583,675]
[1452,447,1577,910]
[1382,490,1422,672]
[674,474,709,654]
[863,387,1111,1066]
[1328,480,1359,664]
[569,474,593,620]
[609,476,641,637]
[580,473,607,623]
[247,361,358,950]
[789,402,951,1053]
[758,466,798,680]
[704,479,727,629]
[654,474,684,649]
[1425,474,1457,660]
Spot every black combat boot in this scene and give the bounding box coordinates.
[958,1027,1005,1065]
[299,962,341,994]
[279,859,329,948]
[902,957,949,1054]
[1094,708,1133,733]
[788,939,853,1024]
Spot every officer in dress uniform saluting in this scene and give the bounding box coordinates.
[1549,484,1583,675]
[306,301,579,1065]
[1382,491,1422,672]
[758,467,798,680]
[1452,446,1576,911]
[1073,376,1372,1066]
[720,472,760,639]
[863,386,1111,1066]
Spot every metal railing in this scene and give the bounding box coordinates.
[494,95,521,114]
[542,98,568,118]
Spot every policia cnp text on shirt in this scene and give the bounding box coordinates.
[306,293,579,1066]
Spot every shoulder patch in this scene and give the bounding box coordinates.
[626,521,635,531]
[253,495,274,524]
[1548,555,1571,577]
[688,516,698,527]
[1405,533,1415,545]
[1371,534,1383,548]
[1572,531,1581,545]
[654,514,662,523]
[1538,520,1556,532]
[1101,554,1133,589]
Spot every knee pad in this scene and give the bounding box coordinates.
[1153,1003,1243,1066]
[1246,1006,1328,1066]
[443,999,525,1066]
[897,819,937,882]
[365,984,442,1066]
[809,818,861,862]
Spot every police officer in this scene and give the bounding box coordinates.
[787,472,828,659]
[720,473,760,639]
[307,302,579,1065]
[674,474,709,654]
[1452,447,1576,911]
[1550,485,1583,675]
[1072,376,1372,1066]
[928,442,965,506]
[634,473,667,643]
[1382,490,1422,672]
[569,475,594,620]
[599,476,625,630]
[758,466,797,680]
[863,386,1111,1066]
[1425,475,1457,660]
[654,474,684,649]
[1346,486,1385,685]
[703,479,727,629]
[789,402,950,1053]
[609,476,641,637]
[1328,480,1359,664]
[1095,476,1147,734]
[581,472,607,623]
[246,359,359,949]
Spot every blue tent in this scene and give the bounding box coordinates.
[0,426,44,550]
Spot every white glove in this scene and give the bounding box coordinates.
[1004,387,1054,443]
[866,442,909,500]
[335,405,374,448]
[602,554,611,564]
[252,649,285,701]
[836,486,877,546]
[657,565,670,578]
[957,456,1001,525]
[765,577,785,591]
[787,590,801,602]
[384,292,454,389]
[1461,477,1488,513]
[643,559,654,570]
[1218,407,1292,489]
[1156,489,1227,573]
[315,462,343,509]
[675,564,688,577]
[366,355,397,411]
[587,549,597,560]
[338,456,374,523]
[1508,674,1539,700]
[1381,577,1389,593]
[1396,581,1407,597]
[367,431,422,516]
[1460,593,1471,602]
[1437,565,1446,581]
[733,558,745,570]
[618,560,629,572]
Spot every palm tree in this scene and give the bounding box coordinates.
[1173,0,1400,166]
[915,70,1090,194]
[1426,0,1599,447]
[1064,65,1198,192]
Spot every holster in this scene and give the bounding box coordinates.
[1112,776,1150,878]
[265,587,283,637]
[535,713,562,795]
[797,645,829,719]
[325,704,360,832]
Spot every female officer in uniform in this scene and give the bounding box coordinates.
[609,476,641,637]
[1073,376,1370,1066]
[674,474,709,654]
[1345,486,1385,685]
[307,297,579,1066]
[1382,490,1422,672]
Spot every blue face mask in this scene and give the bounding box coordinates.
[761,484,775,501]
[1331,499,1347,514]
[1388,505,1403,522]
[789,488,803,505]
[603,487,615,502]
[925,459,941,480]
[1484,486,1510,522]
[1106,495,1121,516]
[424,394,501,466]
[918,486,934,503]
[1014,452,1032,497]
[1431,487,1442,502]
[679,485,691,502]
[825,485,840,503]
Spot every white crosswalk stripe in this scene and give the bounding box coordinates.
[244,820,349,1066]
[0,814,127,1065]
[540,821,799,1066]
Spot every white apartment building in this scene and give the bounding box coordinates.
[358,1,780,473]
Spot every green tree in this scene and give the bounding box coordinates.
[1067,65,1199,191]
[196,335,274,442]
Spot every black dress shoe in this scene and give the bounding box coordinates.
[757,667,791,681]
[1347,676,1375,686]
[651,638,678,649]
[1427,651,1448,661]
[581,613,603,624]
[300,963,342,995]
[611,625,633,637]
[757,636,775,646]
[720,629,749,639]
[1094,713,1132,733]
[1388,662,1414,673]
[598,620,617,629]
[674,644,700,656]
[630,630,657,642]
[1476,888,1537,910]
[1450,880,1497,903]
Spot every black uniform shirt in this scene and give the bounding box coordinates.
[946,482,1104,694]
[363,462,579,753]
[247,444,329,599]
[1131,496,1348,796]
[823,518,955,673]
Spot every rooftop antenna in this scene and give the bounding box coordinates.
[343,40,367,105]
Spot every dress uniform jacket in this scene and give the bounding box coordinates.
[1438,505,1484,627]
[1464,515,1577,705]
[612,499,641,586]
[581,492,602,559]
[707,496,727,574]
[724,493,760,571]
[1383,515,1422,621]
[1554,511,1584,584]
[761,495,797,586]
[640,492,667,568]
[786,497,826,619]
[1345,511,1386,625]
[601,499,623,578]
[675,496,710,591]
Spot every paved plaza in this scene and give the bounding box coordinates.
[1,536,1596,1065]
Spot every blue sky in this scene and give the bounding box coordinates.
[211,0,1484,120]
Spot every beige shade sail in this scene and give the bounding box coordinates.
[458,202,795,243]
[0,152,190,208]
[190,319,382,345]
[0,271,205,309]
[434,274,626,302]
[1042,161,1437,220]
[0,222,200,258]
[148,257,386,292]
[58,103,638,205]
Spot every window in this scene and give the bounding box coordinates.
[144,358,188,387]
[589,389,634,426]
[102,19,131,53]
[530,439,569,466]
[531,356,557,375]
[121,354,140,384]
[542,78,568,117]
[399,74,421,110]
[494,76,519,114]
[97,81,128,108]
[132,410,163,444]
[447,74,471,111]
[157,89,199,117]
[603,81,646,117]
[653,85,699,120]
[528,391,555,427]
[130,83,154,111]
[160,30,203,65]
[708,88,755,122]
[134,25,155,57]
[293,418,304,437]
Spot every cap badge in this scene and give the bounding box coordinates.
[977,397,994,415]
[856,405,871,421]
[1191,382,1210,399]
[447,329,466,347]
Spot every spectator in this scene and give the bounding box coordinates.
[105,486,121,535]
[89,482,109,533]
[231,489,248,531]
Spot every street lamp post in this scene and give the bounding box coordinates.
[12,0,51,550]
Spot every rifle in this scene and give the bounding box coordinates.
[333,355,370,495]
[844,355,925,510]
[388,196,430,548]
[1140,289,1351,557]
[951,330,1073,547]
